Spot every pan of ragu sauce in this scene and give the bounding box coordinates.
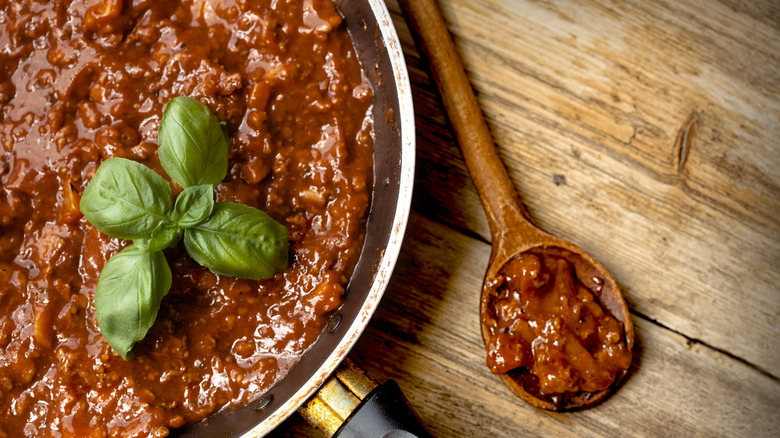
[0,0,413,436]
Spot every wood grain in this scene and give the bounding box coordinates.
[274,214,779,437]
[353,213,779,437]
[272,0,780,436]
[403,0,780,375]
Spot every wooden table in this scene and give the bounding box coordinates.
[274,0,780,436]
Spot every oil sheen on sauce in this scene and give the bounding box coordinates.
[0,0,373,436]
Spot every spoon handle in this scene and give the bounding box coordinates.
[399,0,532,240]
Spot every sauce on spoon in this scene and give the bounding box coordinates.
[484,249,632,409]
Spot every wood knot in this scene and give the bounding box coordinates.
[674,111,700,177]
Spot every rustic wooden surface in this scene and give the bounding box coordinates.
[272,0,780,436]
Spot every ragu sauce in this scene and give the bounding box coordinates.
[0,0,373,436]
[484,250,632,409]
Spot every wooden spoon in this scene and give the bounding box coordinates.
[399,0,634,410]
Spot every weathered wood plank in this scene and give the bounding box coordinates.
[391,0,780,375]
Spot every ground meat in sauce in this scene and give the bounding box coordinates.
[0,0,373,436]
[484,251,631,405]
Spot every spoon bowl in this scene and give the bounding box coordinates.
[401,0,634,410]
[482,231,634,410]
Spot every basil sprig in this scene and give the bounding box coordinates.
[80,97,289,360]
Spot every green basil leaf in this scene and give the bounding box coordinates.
[135,222,183,252]
[158,96,229,188]
[94,245,172,360]
[183,202,288,280]
[80,157,173,240]
[171,184,214,228]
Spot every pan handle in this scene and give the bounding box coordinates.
[334,380,434,438]
[299,359,435,437]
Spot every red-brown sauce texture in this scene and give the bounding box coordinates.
[484,250,631,408]
[0,0,373,436]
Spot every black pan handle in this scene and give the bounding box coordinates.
[334,380,435,438]
[299,359,436,437]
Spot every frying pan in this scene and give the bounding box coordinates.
[180,0,414,436]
